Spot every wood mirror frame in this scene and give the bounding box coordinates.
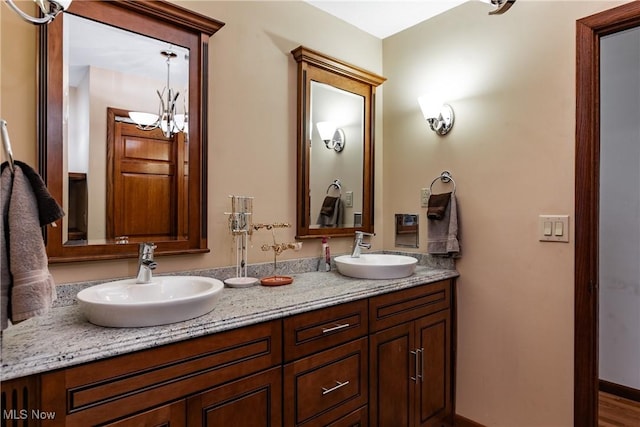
[39,0,224,262]
[291,46,385,239]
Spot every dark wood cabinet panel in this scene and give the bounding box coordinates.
[187,367,282,427]
[40,320,282,426]
[284,299,368,362]
[369,280,450,333]
[369,322,413,427]
[104,400,186,427]
[325,406,368,427]
[416,310,451,427]
[284,338,368,427]
[369,280,454,427]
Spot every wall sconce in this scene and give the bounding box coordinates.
[481,0,517,15]
[316,122,346,152]
[4,0,71,25]
[418,96,455,136]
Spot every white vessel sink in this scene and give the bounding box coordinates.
[334,254,418,280]
[77,276,224,327]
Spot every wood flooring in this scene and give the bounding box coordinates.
[599,392,640,427]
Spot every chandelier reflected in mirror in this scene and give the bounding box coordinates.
[129,49,188,138]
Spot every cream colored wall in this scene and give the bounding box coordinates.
[0,1,383,283]
[382,1,628,426]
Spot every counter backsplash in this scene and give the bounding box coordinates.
[53,251,454,308]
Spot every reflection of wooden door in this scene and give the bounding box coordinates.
[106,115,186,242]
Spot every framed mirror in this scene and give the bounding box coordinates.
[292,46,385,239]
[39,0,224,262]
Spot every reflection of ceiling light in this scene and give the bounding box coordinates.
[316,122,346,152]
[4,0,71,25]
[129,49,187,138]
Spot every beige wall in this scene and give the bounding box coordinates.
[0,1,383,282]
[382,1,628,426]
[2,0,633,425]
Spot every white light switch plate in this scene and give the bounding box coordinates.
[421,188,430,208]
[345,191,353,208]
[539,215,569,242]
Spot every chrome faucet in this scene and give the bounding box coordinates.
[136,242,157,284]
[351,231,374,258]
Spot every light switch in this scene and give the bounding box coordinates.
[421,188,430,208]
[345,191,353,208]
[554,221,564,236]
[539,215,570,242]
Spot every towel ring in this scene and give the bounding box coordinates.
[1,119,15,174]
[326,179,342,196]
[429,170,456,194]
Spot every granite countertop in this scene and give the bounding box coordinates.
[1,266,458,381]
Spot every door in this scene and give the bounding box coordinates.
[575,3,640,425]
[107,116,186,241]
[416,310,451,427]
[187,367,282,427]
[370,322,414,427]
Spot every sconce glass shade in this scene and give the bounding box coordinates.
[129,112,159,127]
[418,96,454,136]
[316,121,337,141]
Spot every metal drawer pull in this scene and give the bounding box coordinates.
[322,323,350,334]
[322,380,350,395]
[419,347,425,383]
[410,349,419,382]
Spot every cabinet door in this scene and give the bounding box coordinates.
[187,367,282,427]
[104,401,186,427]
[369,322,414,427]
[415,310,451,427]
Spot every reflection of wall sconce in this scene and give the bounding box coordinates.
[5,0,71,25]
[418,96,455,136]
[316,122,346,152]
[481,0,517,15]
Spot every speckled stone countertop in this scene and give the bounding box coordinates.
[1,265,458,381]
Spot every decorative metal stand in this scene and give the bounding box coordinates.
[257,223,302,286]
[224,195,259,288]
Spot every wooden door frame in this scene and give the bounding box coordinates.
[574,2,640,426]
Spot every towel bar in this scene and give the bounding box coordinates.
[429,170,456,195]
[326,179,342,196]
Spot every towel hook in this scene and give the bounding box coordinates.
[1,119,15,174]
[429,170,456,194]
[326,179,342,196]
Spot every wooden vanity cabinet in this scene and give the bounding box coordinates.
[39,320,282,426]
[369,280,454,427]
[1,278,455,427]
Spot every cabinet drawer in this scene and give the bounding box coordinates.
[369,280,450,332]
[41,320,282,426]
[324,406,368,427]
[284,337,368,427]
[284,299,368,362]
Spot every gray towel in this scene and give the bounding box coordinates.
[316,196,344,227]
[427,193,460,257]
[1,167,12,329]
[3,166,57,328]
